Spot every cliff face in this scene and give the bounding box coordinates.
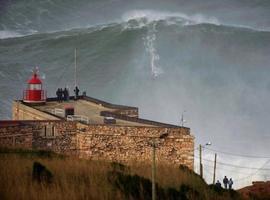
[238,181,270,199]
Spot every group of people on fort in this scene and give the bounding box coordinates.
[56,86,80,102]
[215,176,233,189]
[56,88,69,102]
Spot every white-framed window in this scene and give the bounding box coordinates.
[41,125,57,138]
[29,84,41,90]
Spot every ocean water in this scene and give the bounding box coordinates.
[0,0,270,188]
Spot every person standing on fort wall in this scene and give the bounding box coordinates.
[56,88,61,102]
[60,88,63,102]
[67,87,70,101]
[57,87,70,102]
[56,88,64,102]
[74,86,79,100]
[63,87,69,101]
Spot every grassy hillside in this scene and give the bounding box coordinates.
[0,148,242,200]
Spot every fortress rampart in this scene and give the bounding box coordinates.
[0,95,194,169]
[0,120,194,169]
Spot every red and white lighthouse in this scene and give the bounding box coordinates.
[23,69,46,104]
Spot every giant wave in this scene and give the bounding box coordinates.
[1,5,270,189]
[1,9,270,40]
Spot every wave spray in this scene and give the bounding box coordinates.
[143,23,163,78]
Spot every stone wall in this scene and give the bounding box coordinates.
[12,101,59,120]
[0,121,194,169]
[77,123,194,169]
[0,124,32,149]
[0,121,77,155]
[32,121,78,156]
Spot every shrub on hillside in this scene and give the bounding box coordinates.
[32,161,53,184]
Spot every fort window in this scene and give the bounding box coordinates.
[43,124,57,138]
[38,126,46,137]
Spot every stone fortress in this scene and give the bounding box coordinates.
[0,71,194,169]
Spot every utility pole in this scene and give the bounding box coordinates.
[199,142,211,179]
[150,133,168,200]
[199,144,203,178]
[213,153,217,184]
[181,113,184,127]
[152,140,156,200]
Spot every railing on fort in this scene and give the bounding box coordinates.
[48,108,65,116]
[67,115,90,124]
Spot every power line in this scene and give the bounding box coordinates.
[203,163,270,176]
[204,147,270,159]
[194,155,270,171]
[234,159,270,182]
[206,158,270,170]
[203,160,270,185]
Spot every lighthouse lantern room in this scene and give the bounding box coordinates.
[23,68,46,104]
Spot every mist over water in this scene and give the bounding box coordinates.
[1,0,270,188]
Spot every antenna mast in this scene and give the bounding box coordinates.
[180,110,186,127]
[181,114,184,127]
[74,48,77,88]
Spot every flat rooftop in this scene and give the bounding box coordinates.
[29,96,180,128]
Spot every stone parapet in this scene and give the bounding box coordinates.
[0,123,33,148]
[0,120,194,170]
[77,124,194,169]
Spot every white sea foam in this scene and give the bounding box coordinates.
[0,29,38,39]
[121,10,270,33]
[122,10,220,28]
[0,30,22,39]
[143,23,163,78]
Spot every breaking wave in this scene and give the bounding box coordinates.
[2,8,270,40]
[122,10,220,27]
[0,31,23,39]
